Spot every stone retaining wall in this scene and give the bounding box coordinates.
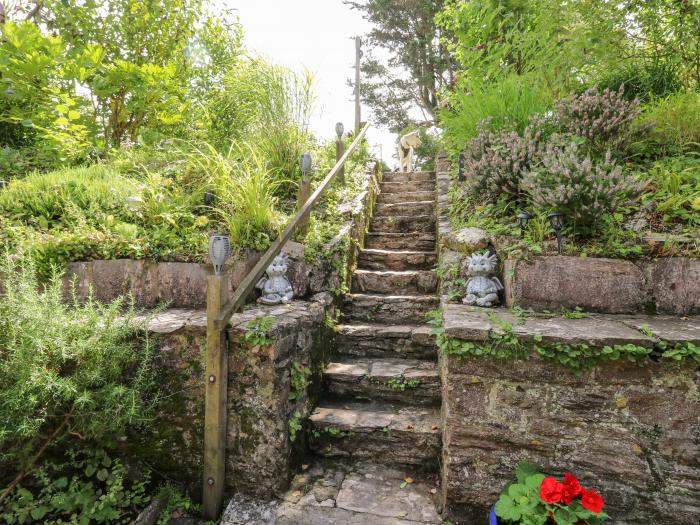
[131,294,334,499]
[439,353,699,524]
[62,249,338,309]
[504,255,700,315]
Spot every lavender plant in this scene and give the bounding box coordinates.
[464,118,544,202]
[553,86,641,153]
[522,142,645,236]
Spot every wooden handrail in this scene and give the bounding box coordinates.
[214,121,371,330]
[202,121,371,519]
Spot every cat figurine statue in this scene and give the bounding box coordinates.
[256,255,294,305]
[462,251,503,307]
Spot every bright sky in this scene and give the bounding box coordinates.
[228,0,398,167]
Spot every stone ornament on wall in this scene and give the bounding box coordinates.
[462,251,502,307]
[256,254,294,305]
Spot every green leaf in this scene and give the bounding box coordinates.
[30,506,48,520]
[516,462,539,483]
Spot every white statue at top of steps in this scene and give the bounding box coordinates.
[398,130,421,173]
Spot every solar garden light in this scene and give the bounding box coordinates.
[335,123,346,183]
[208,235,231,276]
[203,189,216,206]
[548,211,565,255]
[125,195,142,211]
[458,152,466,182]
[517,212,534,237]
[300,153,312,179]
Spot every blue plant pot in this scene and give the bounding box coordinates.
[490,505,499,525]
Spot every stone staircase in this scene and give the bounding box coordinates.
[279,171,443,523]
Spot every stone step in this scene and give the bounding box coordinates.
[324,358,440,406]
[370,215,436,234]
[351,269,437,295]
[381,180,435,193]
[377,191,435,205]
[274,460,442,524]
[358,249,437,271]
[342,294,439,325]
[374,200,435,217]
[336,323,437,360]
[442,303,700,347]
[382,171,435,183]
[308,401,441,471]
[364,233,436,252]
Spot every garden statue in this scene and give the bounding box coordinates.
[256,255,294,305]
[462,251,503,307]
[398,130,421,172]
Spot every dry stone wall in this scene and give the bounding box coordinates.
[440,353,699,524]
[130,294,334,499]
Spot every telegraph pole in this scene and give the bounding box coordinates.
[354,36,362,135]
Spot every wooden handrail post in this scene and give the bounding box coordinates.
[296,174,312,238]
[336,138,346,184]
[203,273,229,519]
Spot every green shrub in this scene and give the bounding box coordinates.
[523,142,645,236]
[0,252,156,496]
[637,91,700,156]
[0,165,135,229]
[1,449,151,524]
[595,61,683,103]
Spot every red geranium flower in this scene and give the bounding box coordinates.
[540,477,565,504]
[581,489,604,513]
[562,473,583,504]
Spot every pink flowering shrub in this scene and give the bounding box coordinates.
[464,118,544,202]
[553,86,641,152]
[522,142,646,235]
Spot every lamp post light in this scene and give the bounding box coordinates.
[335,123,346,184]
[297,153,313,237]
[548,211,565,255]
[516,211,534,237]
[458,152,466,182]
[208,234,231,276]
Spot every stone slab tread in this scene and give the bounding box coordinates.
[324,357,440,405]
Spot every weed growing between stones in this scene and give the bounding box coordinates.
[288,411,302,442]
[289,361,311,401]
[385,378,422,391]
[243,316,275,346]
[311,427,355,439]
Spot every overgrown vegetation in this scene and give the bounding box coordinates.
[438,0,700,258]
[0,252,197,522]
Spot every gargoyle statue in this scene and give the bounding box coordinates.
[256,255,294,305]
[462,251,503,307]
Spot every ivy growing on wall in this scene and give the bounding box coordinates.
[427,309,700,374]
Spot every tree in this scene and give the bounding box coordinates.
[344,0,455,132]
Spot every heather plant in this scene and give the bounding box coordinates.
[523,142,645,236]
[464,118,544,202]
[552,86,641,154]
